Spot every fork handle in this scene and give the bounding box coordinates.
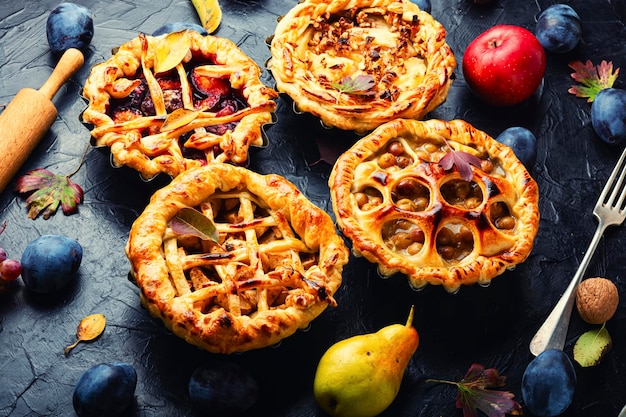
[529,221,607,356]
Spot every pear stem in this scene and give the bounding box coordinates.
[405,305,415,327]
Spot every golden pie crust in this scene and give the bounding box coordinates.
[329,118,540,292]
[81,30,278,180]
[267,0,456,133]
[127,163,349,354]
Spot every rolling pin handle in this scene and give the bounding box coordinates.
[38,48,85,101]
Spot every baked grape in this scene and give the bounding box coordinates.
[495,127,537,168]
[535,4,581,53]
[21,235,83,293]
[521,349,576,417]
[46,3,94,54]
[73,362,137,417]
[188,361,260,416]
[591,88,626,145]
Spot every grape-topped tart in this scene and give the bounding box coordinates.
[267,0,456,133]
[81,30,278,180]
[127,163,349,353]
[329,119,540,292]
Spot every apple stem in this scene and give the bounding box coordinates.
[488,38,502,49]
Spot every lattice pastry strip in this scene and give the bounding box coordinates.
[127,164,348,353]
[330,118,540,292]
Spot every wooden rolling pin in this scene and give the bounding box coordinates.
[0,48,84,193]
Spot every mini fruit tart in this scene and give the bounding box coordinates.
[329,118,540,292]
[267,0,456,133]
[81,30,278,180]
[127,163,349,354]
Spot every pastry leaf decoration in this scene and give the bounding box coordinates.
[427,363,522,417]
[15,169,84,220]
[161,108,200,132]
[64,313,106,356]
[170,207,219,243]
[153,30,192,74]
[573,324,612,367]
[438,137,482,181]
[568,60,620,102]
[330,74,376,95]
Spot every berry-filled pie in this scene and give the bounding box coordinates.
[81,30,278,180]
[127,163,349,353]
[329,118,540,292]
[267,0,456,133]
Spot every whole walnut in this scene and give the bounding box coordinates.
[575,277,619,324]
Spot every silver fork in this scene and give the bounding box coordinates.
[529,146,626,356]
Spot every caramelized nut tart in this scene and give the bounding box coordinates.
[127,163,349,353]
[329,118,540,292]
[82,30,278,180]
[268,0,456,133]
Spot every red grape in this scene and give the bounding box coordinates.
[0,259,22,281]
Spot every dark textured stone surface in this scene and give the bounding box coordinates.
[0,1,625,416]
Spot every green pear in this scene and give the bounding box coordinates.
[313,306,419,417]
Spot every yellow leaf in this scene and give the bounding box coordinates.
[153,31,191,74]
[573,325,612,367]
[64,313,106,356]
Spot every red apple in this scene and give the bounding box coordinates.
[462,24,546,106]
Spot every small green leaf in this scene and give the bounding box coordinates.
[573,325,612,367]
[153,31,191,74]
[15,169,84,220]
[170,207,219,242]
[330,74,376,95]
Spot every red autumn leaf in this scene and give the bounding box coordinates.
[15,168,84,220]
[438,148,482,181]
[568,60,620,102]
[427,363,522,417]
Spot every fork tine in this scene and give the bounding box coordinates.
[610,158,626,209]
[599,148,626,208]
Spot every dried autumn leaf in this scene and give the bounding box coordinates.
[170,207,219,242]
[64,313,106,356]
[330,74,376,95]
[153,31,191,74]
[427,363,522,417]
[15,168,84,220]
[568,60,620,102]
[573,325,613,367]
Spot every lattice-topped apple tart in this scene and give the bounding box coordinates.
[81,30,278,180]
[126,163,349,353]
[267,0,456,133]
[329,118,540,292]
